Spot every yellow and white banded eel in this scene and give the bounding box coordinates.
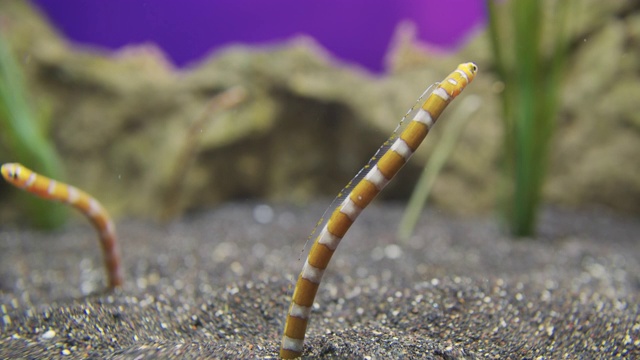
[280,62,477,359]
[1,163,123,289]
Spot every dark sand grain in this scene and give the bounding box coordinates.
[1,203,638,359]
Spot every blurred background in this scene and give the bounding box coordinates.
[0,0,638,237]
[29,0,485,72]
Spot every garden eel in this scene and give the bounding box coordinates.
[280,62,477,358]
[1,163,123,289]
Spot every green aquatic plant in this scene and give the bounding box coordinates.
[487,0,573,236]
[0,34,67,228]
[397,95,481,241]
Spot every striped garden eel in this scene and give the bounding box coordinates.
[280,62,478,358]
[1,163,123,289]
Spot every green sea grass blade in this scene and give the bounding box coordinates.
[0,34,67,229]
[487,0,571,237]
[509,0,542,235]
[398,96,481,241]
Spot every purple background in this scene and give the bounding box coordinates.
[31,0,485,73]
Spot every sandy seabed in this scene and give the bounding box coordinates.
[1,202,638,359]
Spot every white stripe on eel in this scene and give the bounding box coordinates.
[455,69,469,82]
[47,179,57,195]
[88,198,101,217]
[433,87,451,102]
[390,138,414,160]
[340,197,362,221]
[282,336,304,353]
[103,220,116,239]
[24,172,36,188]
[289,302,312,319]
[363,165,390,191]
[67,186,80,204]
[317,228,342,251]
[301,260,325,284]
[413,108,434,128]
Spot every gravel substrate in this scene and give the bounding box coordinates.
[1,202,639,359]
